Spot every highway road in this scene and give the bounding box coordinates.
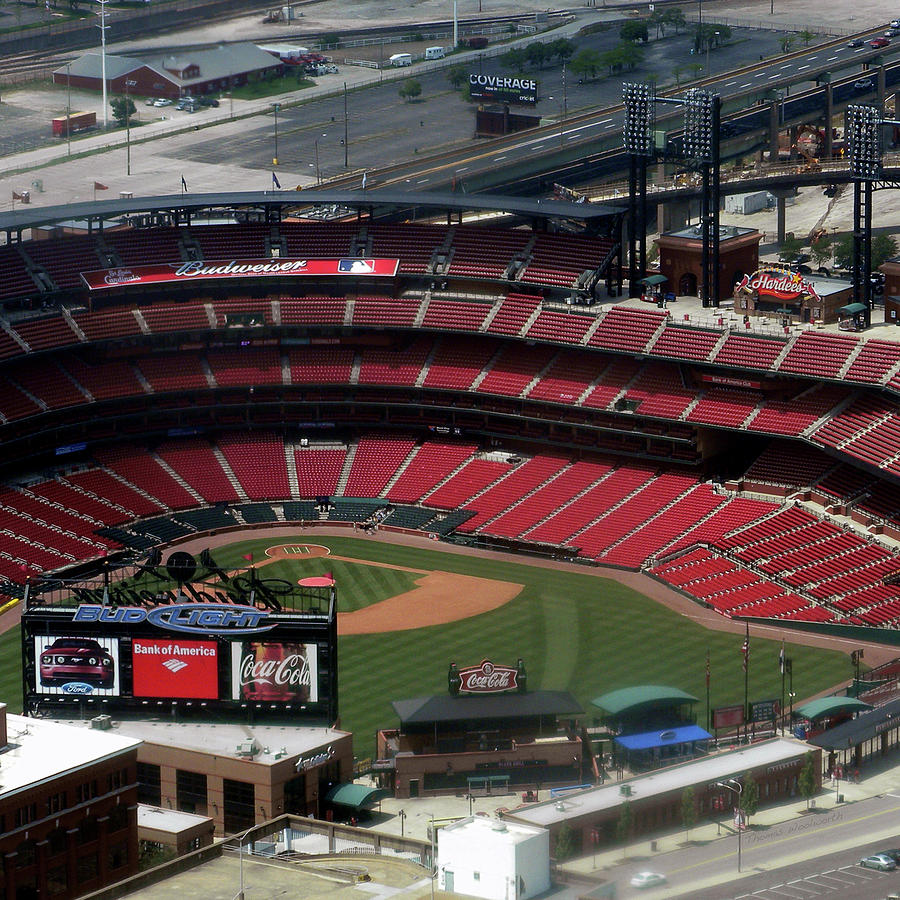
[599,793,900,900]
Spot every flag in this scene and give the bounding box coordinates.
[741,623,750,673]
[361,171,367,190]
[706,649,710,687]
[272,171,281,189]
[327,571,333,581]
[12,191,29,203]
[242,553,253,562]
[181,175,188,191]
[779,640,785,674]
[94,181,108,190]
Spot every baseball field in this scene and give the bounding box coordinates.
[1,534,858,758]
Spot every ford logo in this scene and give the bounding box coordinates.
[61,682,94,695]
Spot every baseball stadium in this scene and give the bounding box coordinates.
[0,189,895,762]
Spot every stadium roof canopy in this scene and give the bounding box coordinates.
[615,724,711,750]
[392,691,583,725]
[807,696,900,751]
[0,190,626,238]
[795,696,873,720]
[592,685,698,716]
[324,783,391,810]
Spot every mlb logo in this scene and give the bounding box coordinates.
[338,258,375,274]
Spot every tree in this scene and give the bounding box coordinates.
[570,48,603,82]
[833,234,854,270]
[547,37,577,66]
[798,751,817,810]
[810,234,833,271]
[799,29,814,45]
[616,799,633,855]
[663,8,687,33]
[500,47,529,73]
[681,786,697,840]
[601,42,644,75]
[554,823,577,861]
[780,35,795,53]
[649,8,666,39]
[620,20,649,43]
[446,64,468,90]
[778,235,805,264]
[398,79,422,102]
[740,773,759,824]
[872,234,898,269]
[110,96,136,128]
[525,41,548,70]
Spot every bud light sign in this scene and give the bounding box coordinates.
[74,603,274,635]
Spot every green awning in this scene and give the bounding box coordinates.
[639,274,668,286]
[324,783,391,810]
[592,685,698,716]
[839,302,868,315]
[796,696,873,721]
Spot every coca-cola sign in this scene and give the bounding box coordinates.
[455,659,521,694]
[231,641,318,703]
[735,268,821,303]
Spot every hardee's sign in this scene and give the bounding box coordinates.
[736,267,821,304]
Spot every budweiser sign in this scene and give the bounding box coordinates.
[736,268,821,303]
[450,659,525,695]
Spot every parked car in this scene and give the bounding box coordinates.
[153,97,173,107]
[197,96,220,108]
[630,872,667,888]
[847,37,865,47]
[880,848,900,863]
[40,637,114,687]
[891,19,900,28]
[175,97,196,110]
[870,36,891,48]
[859,853,896,871]
[854,78,874,90]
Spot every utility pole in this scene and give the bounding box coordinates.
[96,0,109,129]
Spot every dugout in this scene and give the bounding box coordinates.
[808,696,900,777]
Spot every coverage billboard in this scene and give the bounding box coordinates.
[468,73,538,105]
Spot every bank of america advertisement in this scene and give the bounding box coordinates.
[132,638,219,699]
[231,641,318,704]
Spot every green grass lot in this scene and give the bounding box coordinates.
[1,537,852,759]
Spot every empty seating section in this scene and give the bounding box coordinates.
[192,224,269,259]
[812,393,892,449]
[711,334,784,370]
[686,387,759,428]
[525,351,598,404]
[743,441,836,489]
[623,363,695,419]
[478,344,557,397]
[9,314,79,352]
[600,482,724,567]
[748,384,848,436]
[857,481,900,522]
[294,447,346,497]
[343,436,416,497]
[0,244,40,302]
[156,439,240,503]
[650,326,720,361]
[73,307,143,342]
[447,227,525,280]
[0,327,21,361]
[31,478,133,524]
[458,455,568,531]
[661,497,779,556]
[61,355,145,402]
[520,233,604,287]
[13,359,85,409]
[367,225,447,275]
[218,432,291,500]
[0,486,105,541]
[140,302,210,333]
[423,337,499,390]
[211,298,274,328]
[280,298,347,325]
[64,470,161,520]
[581,357,641,409]
[483,460,611,539]
[487,294,541,336]
[207,347,281,387]
[24,236,102,291]
[104,228,183,266]
[576,472,698,559]
[421,299,490,331]
[94,444,197,509]
[424,459,512,509]
[845,339,900,384]
[0,377,42,421]
[135,353,209,392]
[777,332,859,378]
[816,464,876,504]
[287,346,354,384]
[526,464,653,546]
[281,222,357,257]
[386,442,478,503]
[589,307,666,353]
[352,297,423,328]
[357,339,431,385]
[524,310,593,344]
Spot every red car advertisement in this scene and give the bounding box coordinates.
[35,634,120,697]
[80,257,400,290]
[132,639,219,699]
[231,641,318,703]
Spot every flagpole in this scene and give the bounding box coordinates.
[743,621,750,744]
[780,641,786,735]
[706,648,711,732]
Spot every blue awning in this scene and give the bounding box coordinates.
[615,725,712,751]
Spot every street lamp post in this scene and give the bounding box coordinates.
[271,103,280,166]
[850,649,864,695]
[715,779,743,872]
[398,808,406,837]
[235,825,255,900]
[125,79,136,175]
[430,813,436,900]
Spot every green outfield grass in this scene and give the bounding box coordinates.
[1,536,855,758]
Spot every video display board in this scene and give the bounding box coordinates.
[230,641,318,703]
[132,638,219,700]
[34,634,121,697]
